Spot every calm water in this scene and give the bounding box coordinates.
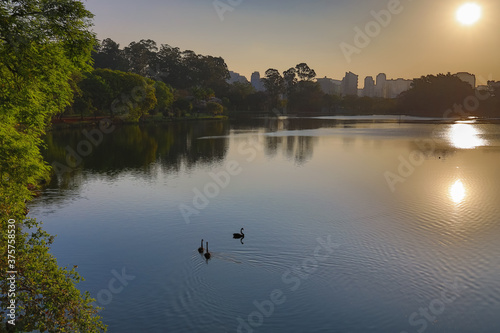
[29,117,500,333]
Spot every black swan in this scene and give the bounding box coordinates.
[233,228,244,239]
[198,239,204,253]
[204,242,211,259]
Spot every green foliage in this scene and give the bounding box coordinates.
[93,39,230,93]
[0,0,106,331]
[153,81,174,115]
[77,72,113,117]
[70,69,159,121]
[206,102,224,116]
[1,218,105,333]
[93,38,128,72]
[191,86,215,102]
[123,39,158,78]
[172,99,193,117]
[224,82,255,111]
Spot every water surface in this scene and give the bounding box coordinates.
[30,117,500,332]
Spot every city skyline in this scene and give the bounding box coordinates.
[232,70,479,97]
[85,0,500,83]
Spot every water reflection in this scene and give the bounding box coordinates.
[448,123,486,149]
[29,117,500,333]
[449,179,466,204]
[43,121,230,188]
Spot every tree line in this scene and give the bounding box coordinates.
[398,73,500,118]
[87,39,342,115]
[73,38,500,119]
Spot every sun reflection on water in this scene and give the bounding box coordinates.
[450,179,466,204]
[448,124,486,149]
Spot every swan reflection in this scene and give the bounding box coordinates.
[448,124,485,149]
[450,180,466,204]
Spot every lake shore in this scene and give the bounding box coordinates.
[50,114,229,129]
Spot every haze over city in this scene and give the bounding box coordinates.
[85,0,500,83]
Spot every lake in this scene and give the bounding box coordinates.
[29,116,500,333]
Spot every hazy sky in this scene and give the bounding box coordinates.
[85,0,500,85]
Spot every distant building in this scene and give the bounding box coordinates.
[477,81,500,97]
[316,77,342,95]
[488,81,500,96]
[251,71,264,91]
[375,73,387,98]
[227,71,249,84]
[363,76,375,98]
[454,72,476,88]
[386,78,412,98]
[341,72,358,96]
[374,73,412,98]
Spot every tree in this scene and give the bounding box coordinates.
[153,81,174,116]
[93,38,128,72]
[282,63,321,112]
[87,69,158,120]
[92,40,231,96]
[197,55,230,95]
[398,73,475,117]
[172,99,193,117]
[295,63,316,81]
[225,82,255,111]
[155,44,182,86]
[75,72,113,118]
[206,102,224,116]
[0,0,106,331]
[262,69,285,109]
[288,81,324,113]
[123,39,158,78]
[283,68,297,97]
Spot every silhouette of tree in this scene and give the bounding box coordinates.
[289,81,323,113]
[398,73,475,117]
[283,67,298,98]
[93,38,128,71]
[295,63,316,81]
[123,39,158,78]
[262,69,285,109]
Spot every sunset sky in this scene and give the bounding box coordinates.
[85,0,500,85]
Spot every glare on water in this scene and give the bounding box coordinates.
[449,179,466,204]
[448,123,486,149]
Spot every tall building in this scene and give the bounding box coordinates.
[454,72,476,88]
[375,73,387,98]
[341,72,358,96]
[317,77,342,95]
[386,78,412,98]
[227,71,249,84]
[251,71,264,91]
[363,76,375,98]
[374,73,412,98]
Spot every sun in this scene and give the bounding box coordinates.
[456,3,482,25]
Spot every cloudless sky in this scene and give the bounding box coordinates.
[84,0,500,85]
